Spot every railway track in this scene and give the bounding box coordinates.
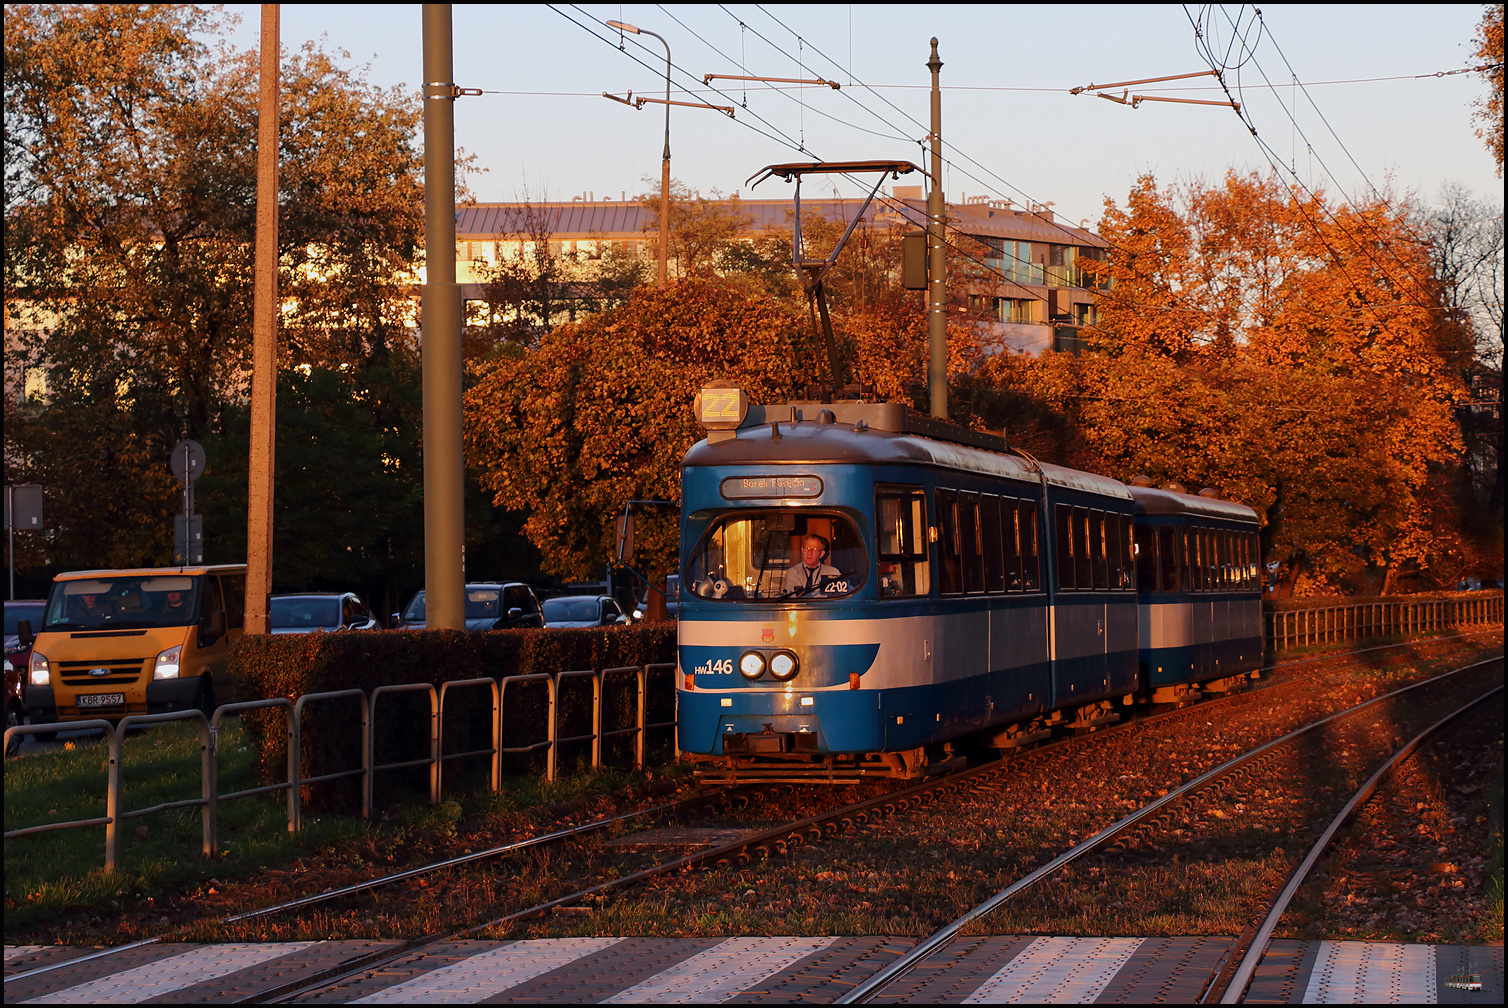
[6,633,1497,1003]
[1215,680,1504,1003]
[243,638,1497,1002]
[834,653,1503,1003]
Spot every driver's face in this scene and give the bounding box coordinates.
[802,544,823,564]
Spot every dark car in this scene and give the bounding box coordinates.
[542,594,626,629]
[5,600,46,754]
[392,582,542,630]
[269,593,379,634]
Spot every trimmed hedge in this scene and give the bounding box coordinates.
[230,624,677,810]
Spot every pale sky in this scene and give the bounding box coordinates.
[220,4,1502,224]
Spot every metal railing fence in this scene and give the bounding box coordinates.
[4,662,678,871]
[1265,592,1503,652]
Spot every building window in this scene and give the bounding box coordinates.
[995,298,1035,324]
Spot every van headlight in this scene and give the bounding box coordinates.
[29,650,50,686]
[153,645,183,680]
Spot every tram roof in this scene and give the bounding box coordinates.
[1128,485,1259,523]
[683,413,1130,499]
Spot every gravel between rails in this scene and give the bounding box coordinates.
[495,639,1502,943]
[33,637,1496,948]
[1275,684,1504,944]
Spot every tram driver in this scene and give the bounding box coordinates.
[784,534,842,595]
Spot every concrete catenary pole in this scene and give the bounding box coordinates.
[245,3,279,635]
[421,5,465,629]
[926,38,948,420]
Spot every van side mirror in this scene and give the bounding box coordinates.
[391,612,401,627]
[507,607,523,620]
[16,619,34,649]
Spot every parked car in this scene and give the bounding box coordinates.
[269,593,379,634]
[542,594,627,628]
[391,582,543,630]
[631,575,680,621]
[5,599,46,665]
[4,600,44,754]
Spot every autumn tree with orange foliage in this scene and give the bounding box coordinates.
[466,277,816,579]
[463,192,986,579]
[981,171,1480,596]
[1471,3,1503,175]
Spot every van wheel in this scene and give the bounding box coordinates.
[196,679,216,719]
[24,709,56,743]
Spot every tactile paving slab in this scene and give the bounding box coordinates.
[5,936,1501,1003]
[1244,940,1505,1004]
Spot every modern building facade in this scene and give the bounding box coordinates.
[454,187,1109,355]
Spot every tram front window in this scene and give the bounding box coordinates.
[688,512,867,601]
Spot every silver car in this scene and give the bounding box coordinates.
[269,593,380,634]
[541,594,627,628]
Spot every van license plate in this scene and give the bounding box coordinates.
[77,693,125,709]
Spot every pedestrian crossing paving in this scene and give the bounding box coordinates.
[4,936,1501,1003]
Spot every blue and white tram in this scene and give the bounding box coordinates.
[1129,481,1264,702]
[676,388,1259,782]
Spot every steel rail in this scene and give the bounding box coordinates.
[835,654,1503,1004]
[255,641,1460,1004]
[2,783,745,986]
[1213,679,1504,1004]
[10,635,1485,996]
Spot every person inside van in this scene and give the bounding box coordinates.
[157,589,194,623]
[67,592,112,624]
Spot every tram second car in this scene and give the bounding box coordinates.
[676,388,1262,783]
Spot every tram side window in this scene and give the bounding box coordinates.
[1114,514,1133,590]
[1200,529,1212,591]
[1020,501,1041,591]
[981,495,1005,593]
[1208,530,1220,590]
[1073,508,1093,590]
[875,487,930,598]
[1175,527,1189,592]
[1090,511,1108,589]
[1055,504,1074,590]
[937,489,963,595]
[1188,529,1201,591]
[1003,501,1022,590]
[1156,526,1176,592]
[1135,525,1157,591]
[960,492,985,593]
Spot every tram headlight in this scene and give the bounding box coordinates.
[769,650,799,681]
[738,651,766,679]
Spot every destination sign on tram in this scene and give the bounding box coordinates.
[720,475,823,500]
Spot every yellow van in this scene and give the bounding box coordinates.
[23,564,246,730]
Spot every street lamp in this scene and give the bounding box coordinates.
[607,19,671,288]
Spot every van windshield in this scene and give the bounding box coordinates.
[686,511,866,602]
[44,575,203,630]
